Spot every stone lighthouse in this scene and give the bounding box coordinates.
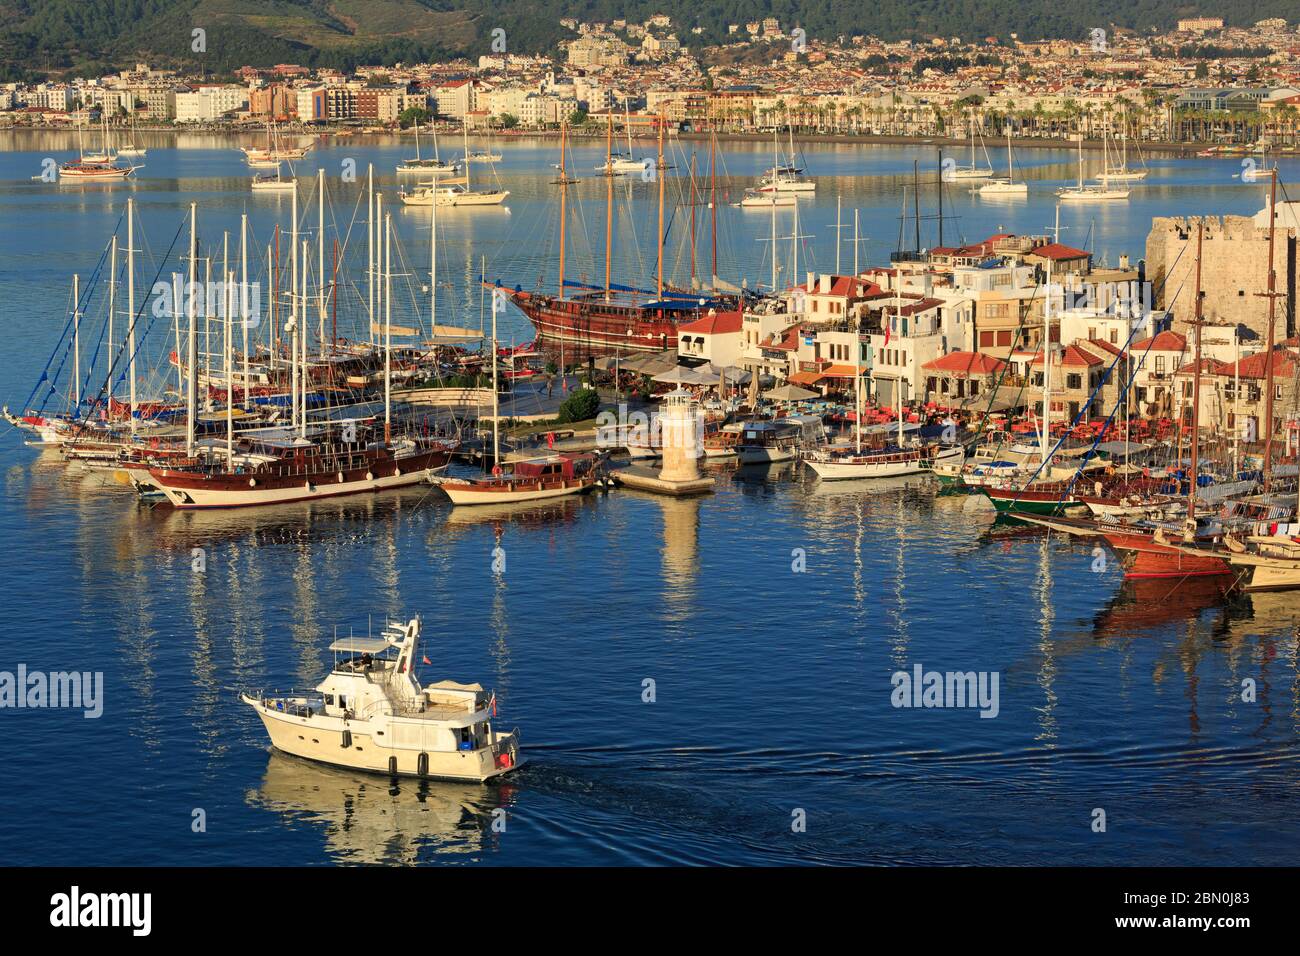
[616,389,715,496]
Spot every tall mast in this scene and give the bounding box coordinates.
[383,212,392,444]
[271,227,279,373]
[604,113,613,300]
[557,120,567,297]
[709,125,717,291]
[240,214,249,410]
[430,176,438,326]
[317,168,326,359]
[656,113,665,298]
[1041,260,1052,462]
[854,210,860,276]
[1262,170,1279,494]
[127,197,136,433]
[186,203,197,456]
[792,200,800,289]
[71,275,80,414]
[491,265,499,469]
[769,193,778,290]
[291,185,299,428]
[835,196,842,275]
[106,236,116,401]
[689,152,696,288]
[225,267,233,466]
[912,161,920,252]
[367,163,375,346]
[1189,223,1204,522]
[299,238,308,435]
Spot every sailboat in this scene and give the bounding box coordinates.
[948,108,994,179]
[147,201,457,509]
[502,116,740,354]
[116,115,146,157]
[396,125,458,175]
[755,129,815,193]
[80,112,116,163]
[979,127,1028,196]
[805,305,962,478]
[1058,136,1129,202]
[242,121,311,163]
[594,101,648,175]
[400,123,508,206]
[1097,130,1147,183]
[737,189,796,207]
[60,120,140,181]
[463,130,502,164]
[251,160,297,191]
[436,296,603,504]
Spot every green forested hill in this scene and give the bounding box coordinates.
[2,0,1297,78]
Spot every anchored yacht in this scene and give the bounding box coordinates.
[242,617,522,783]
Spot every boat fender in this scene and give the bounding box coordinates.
[305,481,313,491]
[388,756,398,776]
[394,467,401,477]
[249,478,257,487]
[366,471,374,481]
[341,729,352,749]
[417,752,429,778]
[337,472,344,483]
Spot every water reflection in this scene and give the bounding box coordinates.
[247,751,516,864]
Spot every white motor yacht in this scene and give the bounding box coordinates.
[242,617,522,782]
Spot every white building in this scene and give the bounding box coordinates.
[175,85,248,123]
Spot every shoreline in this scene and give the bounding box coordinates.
[0,123,1273,157]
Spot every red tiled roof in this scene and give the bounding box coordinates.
[1030,345,1104,367]
[1028,243,1090,261]
[793,276,883,298]
[678,309,743,335]
[1222,347,1298,380]
[922,351,1007,375]
[1175,357,1230,375]
[1131,330,1186,352]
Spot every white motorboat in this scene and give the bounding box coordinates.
[242,617,522,782]
[736,416,826,464]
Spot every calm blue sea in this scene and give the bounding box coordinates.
[0,131,1297,865]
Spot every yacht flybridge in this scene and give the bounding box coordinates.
[242,617,522,782]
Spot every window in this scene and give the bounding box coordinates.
[980,330,995,347]
[970,381,980,396]
[1067,374,1081,390]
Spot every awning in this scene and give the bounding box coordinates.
[328,636,391,654]
[763,383,820,402]
[787,371,824,387]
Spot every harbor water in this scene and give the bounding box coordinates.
[0,132,1297,865]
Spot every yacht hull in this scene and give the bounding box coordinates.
[243,696,521,783]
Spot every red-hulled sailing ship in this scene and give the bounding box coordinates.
[497,117,742,356]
